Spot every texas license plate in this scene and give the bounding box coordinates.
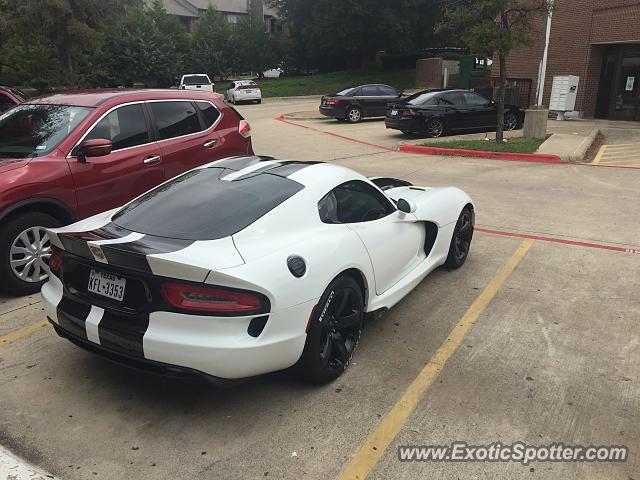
[88,269,126,301]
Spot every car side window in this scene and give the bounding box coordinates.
[436,96,453,106]
[84,103,150,151]
[0,93,14,112]
[150,101,202,140]
[351,88,363,97]
[196,101,221,129]
[463,92,491,106]
[361,86,378,96]
[318,180,396,224]
[442,92,465,105]
[378,86,398,96]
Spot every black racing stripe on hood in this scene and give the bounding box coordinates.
[100,235,194,273]
[98,310,148,358]
[57,295,91,341]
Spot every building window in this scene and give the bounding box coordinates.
[178,16,193,33]
[226,14,240,23]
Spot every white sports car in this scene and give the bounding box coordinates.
[41,156,474,384]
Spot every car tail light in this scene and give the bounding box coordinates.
[211,83,216,92]
[325,99,341,105]
[238,120,251,138]
[48,246,63,274]
[161,282,266,314]
[402,108,416,116]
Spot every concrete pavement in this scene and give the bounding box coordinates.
[0,97,639,480]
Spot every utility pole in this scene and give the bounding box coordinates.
[536,0,553,106]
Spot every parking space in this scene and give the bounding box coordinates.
[594,143,640,167]
[1,98,639,479]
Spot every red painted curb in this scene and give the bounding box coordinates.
[476,228,640,255]
[399,144,564,164]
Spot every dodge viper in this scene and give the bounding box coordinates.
[41,156,475,384]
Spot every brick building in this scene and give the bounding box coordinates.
[495,0,640,121]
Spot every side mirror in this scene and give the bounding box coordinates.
[397,198,417,214]
[76,138,112,160]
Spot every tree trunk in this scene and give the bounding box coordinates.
[496,52,507,144]
[60,33,75,88]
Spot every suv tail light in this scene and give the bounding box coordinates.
[161,282,267,314]
[48,246,63,274]
[238,120,251,138]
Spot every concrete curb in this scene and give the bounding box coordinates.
[0,445,58,479]
[568,127,600,162]
[398,144,565,164]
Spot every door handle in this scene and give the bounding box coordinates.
[143,155,161,165]
[204,140,218,149]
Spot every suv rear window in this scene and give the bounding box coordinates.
[112,168,304,240]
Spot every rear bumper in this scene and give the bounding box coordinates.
[385,116,424,132]
[319,105,347,118]
[42,274,313,380]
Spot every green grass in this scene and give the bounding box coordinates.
[420,136,551,154]
[257,69,416,98]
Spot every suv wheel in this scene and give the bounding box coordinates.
[0,212,61,296]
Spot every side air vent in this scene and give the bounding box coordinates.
[424,222,439,257]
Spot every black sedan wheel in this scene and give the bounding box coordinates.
[504,112,518,131]
[346,107,363,123]
[443,207,474,269]
[297,275,364,383]
[426,118,445,138]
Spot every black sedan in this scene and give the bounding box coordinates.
[385,89,523,137]
[320,84,403,123]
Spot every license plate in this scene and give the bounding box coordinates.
[245,90,253,94]
[391,109,398,116]
[88,269,126,301]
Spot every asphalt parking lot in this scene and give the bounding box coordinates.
[1,97,639,480]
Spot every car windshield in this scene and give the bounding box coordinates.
[0,104,92,158]
[112,167,304,240]
[334,87,354,96]
[406,91,440,106]
[183,75,210,85]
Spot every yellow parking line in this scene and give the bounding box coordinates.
[337,239,535,480]
[592,145,607,165]
[0,320,50,347]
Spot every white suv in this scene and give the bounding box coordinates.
[226,80,262,104]
[179,74,216,93]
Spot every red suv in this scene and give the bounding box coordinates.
[0,86,25,114]
[0,89,253,295]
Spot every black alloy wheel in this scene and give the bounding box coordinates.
[504,112,518,131]
[297,275,364,383]
[426,118,445,138]
[443,207,474,269]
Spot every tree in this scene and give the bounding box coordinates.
[439,0,552,143]
[269,0,440,70]
[191,8,234,79]
[2,0,142,87]
[230,4,277,76]
[100,1,189,87]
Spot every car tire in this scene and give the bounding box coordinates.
[228,96,235,104]
[443,206,474,270]
[346,107,363,123]
[504,112,518,131]
[425,118,445,138]
[0,212,61,296]
[256,99,262,104]
[296,275,364,383]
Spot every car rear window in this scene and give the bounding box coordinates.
[112,168,304,240]
[182,75,210,85]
